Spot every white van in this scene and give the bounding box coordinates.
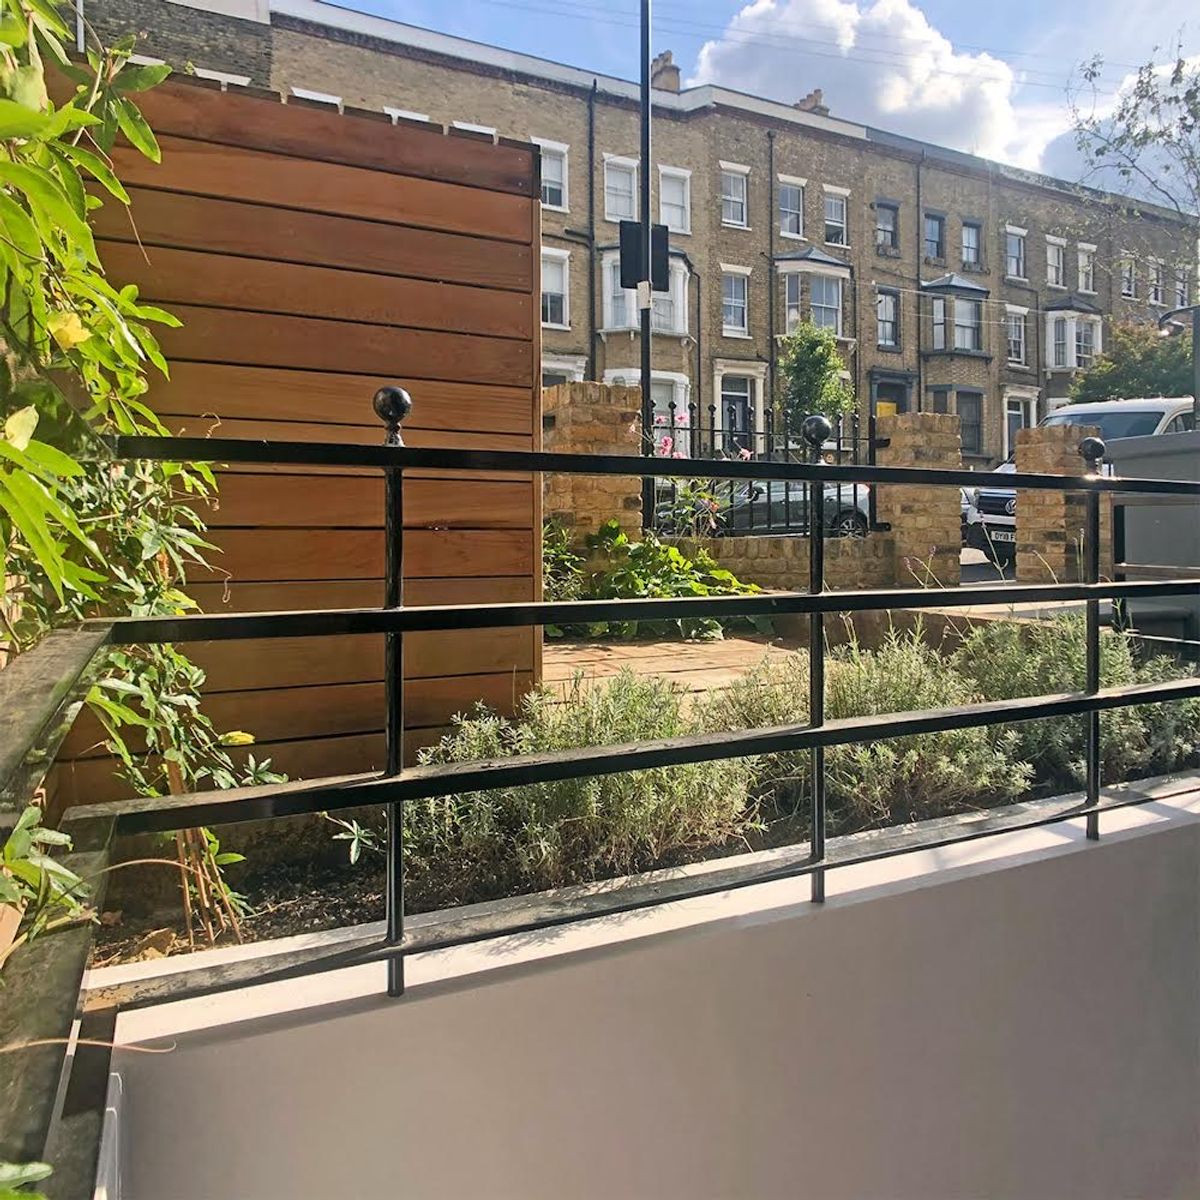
[966,397,1196,563]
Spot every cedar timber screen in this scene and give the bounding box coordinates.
[55,79,541,804]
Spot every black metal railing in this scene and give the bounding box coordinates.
[650,404,875,538]
[58,388,1200,1007]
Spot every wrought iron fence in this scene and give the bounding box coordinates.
[649,402,876,538]
[39,388,1200,1011]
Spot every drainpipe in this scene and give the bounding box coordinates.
[680,250,702,415]
[587,79,598,380]
[75,0,84,52]
[767,129,777,410]
[915,151,925,412]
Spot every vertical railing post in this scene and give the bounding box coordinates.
[374,385,412,996]
[802,414,832,902]
[1112,500,1128,632]
[1080,436,1106,842]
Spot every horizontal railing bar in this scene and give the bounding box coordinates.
[108,435,1200,496]
[1112,494,1199,509]
[64,675,1200,834]
[98,578,1200,643]
[91,780,1187,1013]
[1114,563,1200,581]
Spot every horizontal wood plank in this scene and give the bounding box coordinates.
[100,243,533,340]
[54,728,467,805]
[62,672,531,759]
[182,576,536,613]
[156,306,533,388]
[113,138,533,242]
[190,628,535,692]
[188,529,534,582]
[151,363,533,435]
[94,189,533,292]
[133,80,536,197]
[203,475,532,530]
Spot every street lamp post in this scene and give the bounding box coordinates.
[639,0,654,524]
[1157,304,1200,426]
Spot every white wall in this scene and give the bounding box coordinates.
[115,815,1200,1199]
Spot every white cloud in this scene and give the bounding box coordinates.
[688,0,1068,168]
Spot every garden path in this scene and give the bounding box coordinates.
[543,636,795,700]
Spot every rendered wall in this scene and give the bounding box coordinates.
[115,816,1200,1199]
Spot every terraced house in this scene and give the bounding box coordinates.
[93,0,1197,464]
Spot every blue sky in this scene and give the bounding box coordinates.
[331,0,1196,174]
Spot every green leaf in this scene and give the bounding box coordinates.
[0,1162,53,1188]
[0,98,51,139]
[0,160,97,265]
[58,141,129,200]
[3,406,38,450]
[214,852,245,865]
[114,62,173,92]
[0,191,42,262]
[113,96,160,162]
[0,477,65,597]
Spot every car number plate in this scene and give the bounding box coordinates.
[990,529,1016,543]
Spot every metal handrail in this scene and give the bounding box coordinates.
[67,393,1200,1001]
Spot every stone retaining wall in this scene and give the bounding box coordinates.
[543,382,642,538]
[674,533,895,592]
[1015,423,1112,583]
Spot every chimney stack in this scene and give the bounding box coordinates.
[651,50,680,93]
[795,88,829,116]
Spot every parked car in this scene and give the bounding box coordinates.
[967,397,1196,564]
[658,480,871,537]
[723,480,870,537]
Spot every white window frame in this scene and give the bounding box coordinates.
[924,212,946,260]
[1005,225,1027,281]
[931,296,946,351]
[720,264,748,336]
[1177,268,1191,308]
[876,288,899,347]
[603,369,691,436]
[719,161,750,229]
[1005,304,1028,366]
[1046,236,1066,289]
[712,358,769,439]
[532,138,569,213]
[1002,391,1037,459]
[652,258,690,335]
[540,247,570,330]
[603,155,638,223]
[1120,253,1136,298]
[810,274,843,335]
[961,221,982,267]
[823,184,849,246]
[1046,311,1104,370]
[778,174,806,240]
[291,87,341,107]
[784,274,803,333]
[452,120,497,137]
[600,250,688,336]
[1078,243,1097,294]
[1149,258,1165,306]
[1075,318,1097,368]
[658,165,691,235]
[953,297,983,352]
[720,263,751,337]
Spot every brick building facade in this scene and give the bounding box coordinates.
[91,0,1196,464]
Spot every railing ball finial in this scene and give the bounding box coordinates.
[373,386,412,447]
[801,414,833,449]
[1078,435,1106,471]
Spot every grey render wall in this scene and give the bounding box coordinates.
[116,817,1200,1200]
[1107,429,1200,637]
